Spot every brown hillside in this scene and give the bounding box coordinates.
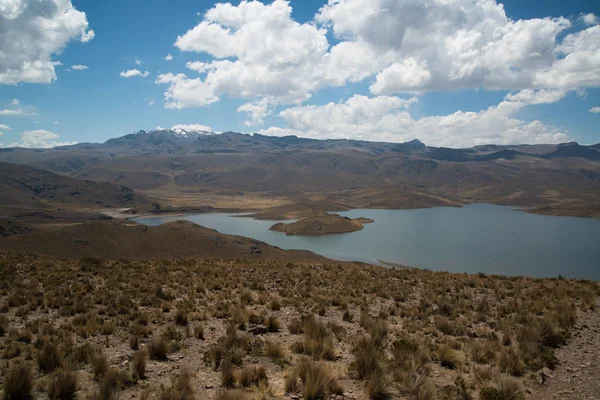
[0,219,328,262]
[0,162,152,209]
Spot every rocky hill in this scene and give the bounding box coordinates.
[1,131,599,217]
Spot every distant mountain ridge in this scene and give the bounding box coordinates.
[1,129,599,218]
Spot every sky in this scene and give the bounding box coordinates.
[0,0,599,148]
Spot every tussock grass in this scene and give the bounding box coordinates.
[3,364,33,400]
[48,367,78,400]
[0,252,596,400]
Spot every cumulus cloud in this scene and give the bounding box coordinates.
[158,0,600,128]
[165,54,173,61]
[120,69,150,78]
[0,0,94,84]
[11,99,19,105]
[71,65,89,70]
[258,91,569,148]
[8,129,76,148]
[135,59,143,66]
[590,107,600,113]
[0,124,12,130]
[582,13,598,26]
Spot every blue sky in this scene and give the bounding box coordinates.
[0,0,599,148]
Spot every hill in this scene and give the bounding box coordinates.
[0,162,154,220]
[0,219,327,261]
[1,131,599,218]
[270,213,373,235]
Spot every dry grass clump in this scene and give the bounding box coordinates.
[293,358,343,400]
[0,252,597,400]
[131,351,147,380]
[159,368,194,400]
[48,367,78,400]
[37,341,61,373]
[238,364,268,387]
[3,364,33,400]
[479,374,524,400]
[265,340,284,360]
[148,335,169,361]
[213,389,248,400]
[89,349,109,379]
[437,345,459,369]
[291,315,336,360]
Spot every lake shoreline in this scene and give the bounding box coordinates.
[133,204,600,281]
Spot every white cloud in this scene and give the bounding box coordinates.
[80,29,95,43]
[591,107,600,113]
[53,121,60,125]
[0,0,94,84]
[582,13,598,26]
[11,99,19,105]
[238,99,272,126]
[158,0,600,128]
[0,124,12,130]
[0,109,27,116]
[171,124,212,132]
[8,129,76,148]
[160,0,332,117]
[135,59,143,66]
[71,65,89,71]
[165,54,173,61]
[259,91,569,148]
[148,99,154,106]
[120,69,150,78]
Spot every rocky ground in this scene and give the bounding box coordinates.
[528,300,600,399]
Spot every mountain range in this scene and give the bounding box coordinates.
[1,129,599,218]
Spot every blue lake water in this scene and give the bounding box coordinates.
[134,204,600,280]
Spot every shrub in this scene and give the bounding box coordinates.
[3,364,33,400]
[238,365,267,387]
[353,336,382,380]
[48,367,78,400]
[148,336,169,361]
[479,374,524,400]
[132,351,147,380]
[37,341,61,373]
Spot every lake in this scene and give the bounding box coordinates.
[134,204,600,280]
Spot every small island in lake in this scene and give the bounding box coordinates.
[269,213,373,235]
